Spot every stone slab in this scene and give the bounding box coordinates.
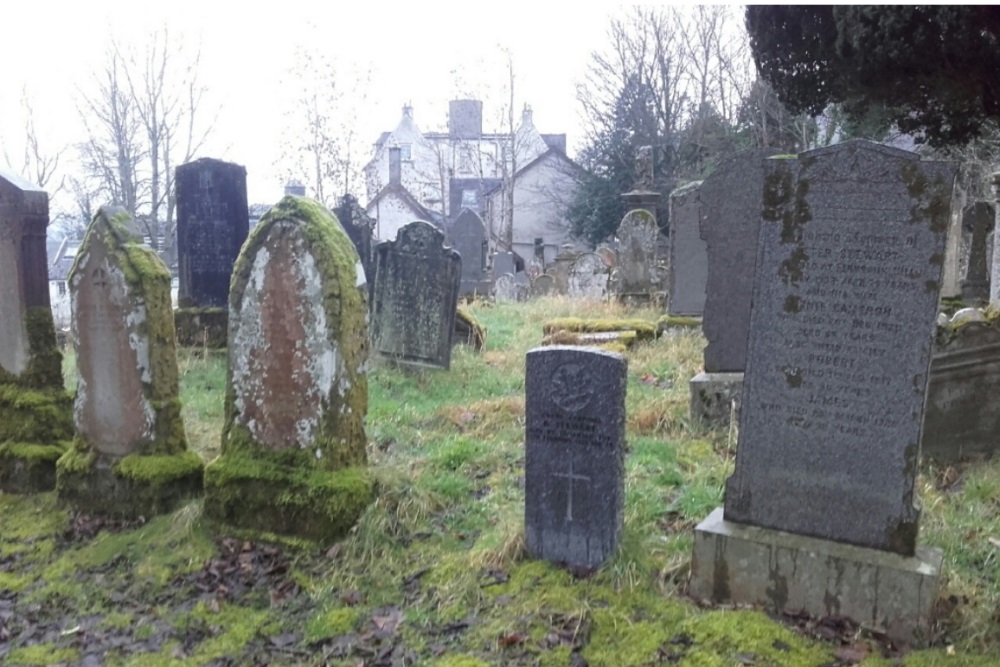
[667,181,706,316]
[689,372,743,429]
[690,507,942,643]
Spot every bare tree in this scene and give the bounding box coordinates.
[2,87,66,194]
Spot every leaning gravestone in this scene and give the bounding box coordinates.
[525,346,626,570]
[567,253,608,299]
[371,221,462,369]
[58,207,203,518]
[175,158,250,347]
[689,141,956,641]
[0,170,72,492]
[204,196,373,541]
[614,208,661,303]
[667,181,706,316]
[450,209,490,296]
[690,151,775,427]
[960,201,994,303]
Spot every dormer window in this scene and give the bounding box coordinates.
[399,144,412,161]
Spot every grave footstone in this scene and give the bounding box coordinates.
[371,221,461,369]
[0,169,72,492]
[690,140,956,642]
[960,201,994,303]
[175,158,250,347]
[667,181,706,316]
[567,253,608,299]
[58,207,203,518]
[525,346,626,570]
[690,151,775,428]
[449,209,490,296]
[204,196,373,541]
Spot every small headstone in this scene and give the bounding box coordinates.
[372,221,461,369]
[175,158,250,309]
[613,208,661,303]
[548,245,579,295]
[493,251,516,278]
[333,194,376,292]
[567,253,608,299]
[531,274,555,297]
[0,170,72,492]
[525,346,626,570]
[494,273,519,302]
[204,196,373,541]
[449,209,489,296]
[60,207,203,518]
[667,181,707,316]
[960,201,994,303]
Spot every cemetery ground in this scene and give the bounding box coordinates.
[1,298,999,667]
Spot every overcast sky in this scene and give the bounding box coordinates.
[0,1,647,210]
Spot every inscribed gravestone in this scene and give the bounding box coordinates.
[372,221,461,369]
[449,209,489,296]
[567,253,608,299]
[494,273,518,302]
[531,274,555,297]
[176,158,250,308]
[614,209,661,297]
[333,194,376,292]
[525,346,626,570]
[667,181,706,316]
[724,141,956,553]
[0,170,72,492]
[60,206,202,517]
[961,201,994,303]
[204,196,372,541]
[700,150,776,372]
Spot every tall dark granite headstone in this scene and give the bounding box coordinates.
[960,201,994,303]
[175,158,250,308]
[333,194,376,290]
[371,221,461,369]
[449,209,489,296]
[525,346,626,570]
[691,140,956,642]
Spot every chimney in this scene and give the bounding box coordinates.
[449,100,483,140]
[284,180,306,197]
[521,104,533,127]
[389,147,402,186]
[403,104,413,119]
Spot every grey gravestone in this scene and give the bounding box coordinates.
[960,201,994,303]
[531,274,555,297]
[372,221,461,369]
[493,251,516,278]
[449,209,489,296]
[494,273,518,302]
[667,181,706,316]
[567,253,608,299]
[333,194,376,292]
[525,346,626,570]
[175,158,250,308]
[724,141,956,554]
[700,150,775,373]
[614,209,661,297]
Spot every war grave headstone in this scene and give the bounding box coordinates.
[333,193,376,293]
[0,169,72,492]
[690,151,775,428]
[525,346,626,570]
[371,221,461,370]
[689,141,956,641]
[174,158,250,348]
[667,180,707,316]
[203,196,373,541]
[960,201,994,304]
[449,209,490,296]
[58,207,203,518]
[567,253,608,300]
[531,273,555,298]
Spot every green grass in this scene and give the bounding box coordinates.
[8,297,1000,665]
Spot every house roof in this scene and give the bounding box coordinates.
[365,182,443,226]
[48,237,80,282]
[483,147,583,197]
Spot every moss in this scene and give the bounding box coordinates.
[305,606,361,642]
[428,656,490,667]
[542,317,656,342]
[0,384,73,463]
[455,306,487,350]
[0,441,68,493]
[656,315,701,335]
[6,644,80,666]
[0,306,64,390]
[203,449,374,543]
[114,450,204,485]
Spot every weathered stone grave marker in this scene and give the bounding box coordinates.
[689,141,956,641]
[613,209,662,304]
[492,251,516,279]
[58,207,203,517]
[371,221,461,369]
[531,273,555,298]
[0,169,72,492]
[175,158,250,347]
[961,201,994,303]
[204,196,373,541]
[333,193,376,291]
[449,209,489,296]
[525,346,626,570]
[494,273,528,303]
[667,180,706,316]
[567,253,608,299]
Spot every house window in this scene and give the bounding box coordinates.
[399,144,412,161]
[458,146,475,174]
[57,281,66,296]
[461,189,478,209]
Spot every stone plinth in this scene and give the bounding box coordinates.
[689,372,742,428]
[690,508,942,644]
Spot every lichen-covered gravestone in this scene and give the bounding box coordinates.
[525,346,626,570]
[204,196,373,541]
[0,169,73,492]
[371,221,461,370]
[57,207,203,517]
[690,140,957,642]
[613,208,661,303]
[667,180,706,316]
[567,253,608,299]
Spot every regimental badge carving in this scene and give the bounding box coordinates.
[550,362,594,413]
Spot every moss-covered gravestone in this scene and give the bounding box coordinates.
[204,196,373,542]
[57,207,203,518]
[0,169,73,492]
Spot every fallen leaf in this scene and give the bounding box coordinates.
[499,632,525,646]
[372,608,404,634]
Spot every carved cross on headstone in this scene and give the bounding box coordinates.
[552,457,590,522]
[962,201,994,303]
[92,268,109,291]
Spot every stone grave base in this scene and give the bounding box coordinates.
[0,442,68,493]
[689,507,943,644]
[174,307,228,348]
[203,453,375,543]
[690,372,743,428]
[56,449,204,519]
